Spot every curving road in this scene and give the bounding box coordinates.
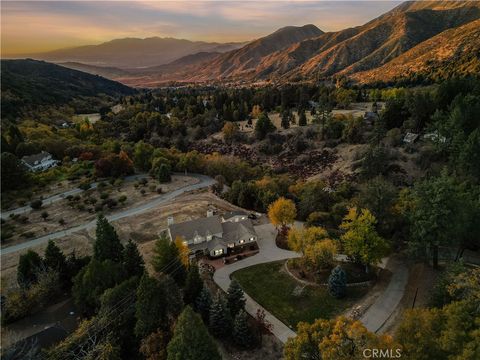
[1,174,149,220]
[1,173,215,256]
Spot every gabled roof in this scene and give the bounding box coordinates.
[169,215,223,241]
[21,151,52,166]
[222,210,247,220]
[221,219,256,243]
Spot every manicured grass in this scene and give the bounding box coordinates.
[233,261,367,329]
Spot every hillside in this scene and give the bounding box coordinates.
[191,24,323,80]
[1,59,135,116]
[183,0,480,84]
[25,37,246,68]
[350,19,480,84]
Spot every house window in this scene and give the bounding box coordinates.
[206,235,212,241]
[213,249,223,256]
[239,239,245,244]
[227,243,235,248]
[249,237,255,241]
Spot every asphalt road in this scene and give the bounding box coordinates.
[1,173,215,256]
[1,174,149,220]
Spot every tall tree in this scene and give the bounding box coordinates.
[167,306,221,360]
[407,172,467,268]
[122,239,145,277]
[94,215,124,263]
[44,240,67,273]
[184,265,203,305]
[268,197,297,234]
[209,291,233,338]
[233,310,256,349]
[17,250,43,287]
[195,286,212,323]
[328,266,347,299]
[340,208,389,273]
[1,152,29,191]
[255,112,275,140]
[152,234,186,285]
[227,279,246,317]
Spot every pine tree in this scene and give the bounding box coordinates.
[209,291,232,338]
[184,265,203,305]
[328,265,347,298]
[281,110,290,129]
[195,286,212,323]
[298,110,307,126]
[227,279,246,317]
[167,306,221,360]
[44,240,67,273]
[122,239,144,277]
[233,310,256,348]
[17,250,43,287]
[135,273,166,338]
[94,214,124,262]
[152,234,186,285]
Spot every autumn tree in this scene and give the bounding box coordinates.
[222,121,239,143]
[167,306,221,360]
[140,328,170,360]
[284,316,399,360]
[94,215,124,263]
[305,239,338,270]
[340,208,389,273]
[268,197,297,234]
[287,226,329,254]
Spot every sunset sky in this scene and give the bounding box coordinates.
[2,1,401,55]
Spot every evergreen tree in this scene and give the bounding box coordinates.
[209,291,232,338]
[233,310,256,348]
[94,214,124,262]
[281,110,290,129]
[298,110,307,126]
[122,239,145,277]
[167,306,221,360]
[184,265,203,305]
[44,240,67,273]
[255,112,275,140]
[17,250,43,287]
[227,279,246,317]
[156,163,172,183]
[328,265,347,299]
[135,273,183,339]
[135,273,166,338]
[1,152,29,191]
[195,286,212,323]
[152,234,186,285]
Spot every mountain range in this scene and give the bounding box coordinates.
[12,1,480,87]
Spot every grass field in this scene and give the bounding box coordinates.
[233,261,368,329]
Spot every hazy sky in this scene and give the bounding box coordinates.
[2,1,401,55]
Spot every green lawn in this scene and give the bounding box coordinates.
[233,261,367,329]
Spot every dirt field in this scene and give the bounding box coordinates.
[1,191,242,290]
[2,175,198,247]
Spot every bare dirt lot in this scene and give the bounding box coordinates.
[2,175,198,247]
[1,191,242,290]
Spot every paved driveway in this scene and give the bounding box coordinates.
[213,223,301,343]
[360,257,409,333]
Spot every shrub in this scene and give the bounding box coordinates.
[78,182,91,191]
[100,192,109,200]
[140,189,146,196]
[328,266,347,298]
[30,199,43,210]
[156,187,163,194]
[41,211,49,220]
[118,195,127,204]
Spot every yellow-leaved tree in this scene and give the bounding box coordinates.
[285,316,400,360]
[340,207,389,273]
[268,197,297,234]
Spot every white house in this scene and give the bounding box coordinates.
[21,151,59,172]
[167,211,257,258]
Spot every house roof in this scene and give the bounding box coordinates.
[221,219,256,243]
[222,210,247,220]
[169,215,223,241]
[21,151,52,166]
